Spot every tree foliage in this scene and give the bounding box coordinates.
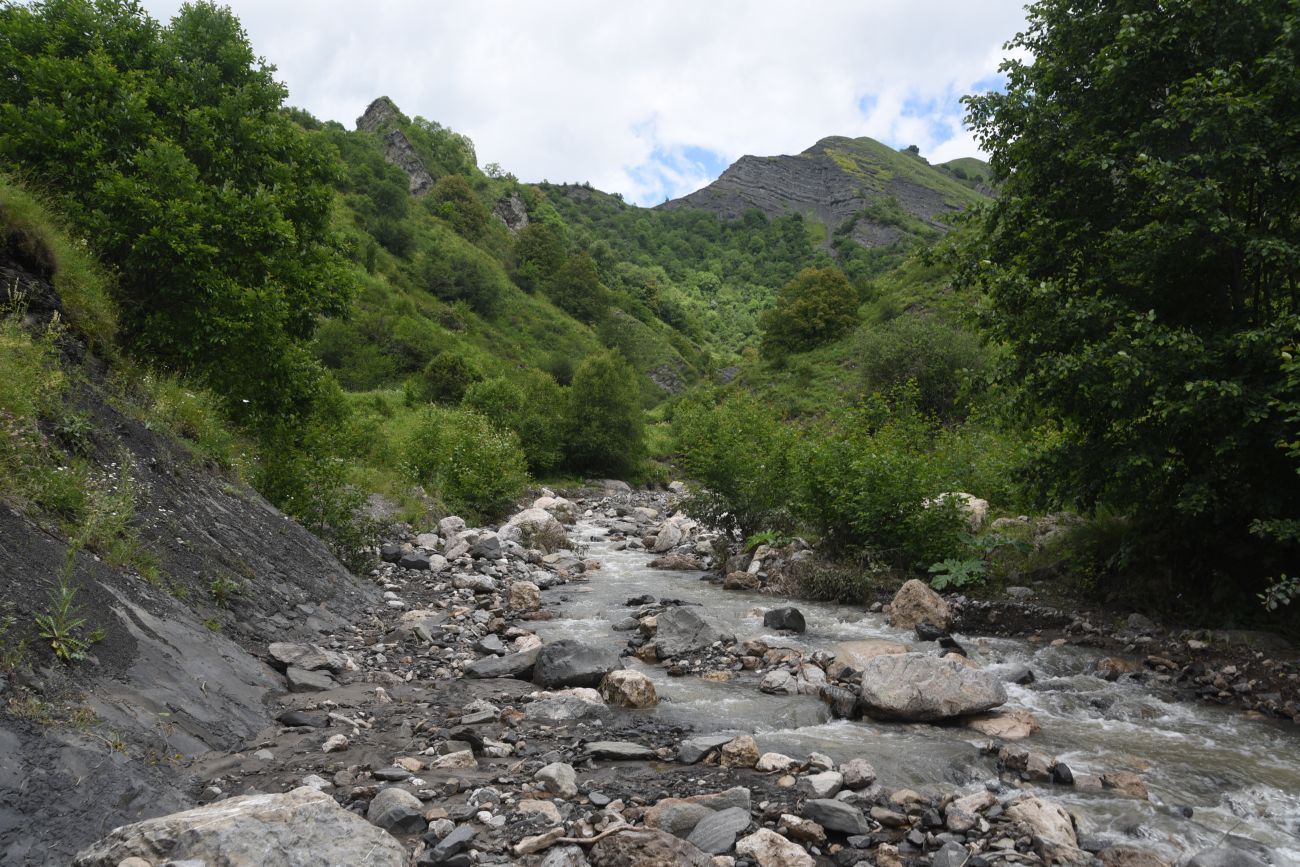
[760,266,861,356]
[565,349,645,476]
[962,0,1300,592]
[0,0,350,425]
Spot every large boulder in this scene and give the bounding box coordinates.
[267,642,346,673]
[888,579,952,630]
[534,639,622,688]
[1005,796,1085,864]
[655,606,733,659]
[465,647,539,680]
[736,829,814,867]
[366,786,426,834]
[72,787,407,867]
[501,507,567,551]
[828,639,909,680]
[857,653,1006,721]
[533,495,578,523]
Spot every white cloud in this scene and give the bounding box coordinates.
[139,0,1025,205]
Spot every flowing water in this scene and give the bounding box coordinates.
[534,521,1300,864]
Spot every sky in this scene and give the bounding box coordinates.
[140,1,1027,206]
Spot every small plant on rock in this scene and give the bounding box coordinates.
[209,575,244,609]
[35,574,90,663]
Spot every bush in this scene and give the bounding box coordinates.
[857,314,986,419]
[796,392,966,570]
[427,175,491,241]
[418,234,507,315]
[564,349,645,477]
[672,392,796,540]
[550,252,608,322]
[417,352,482,404]
[462,370,567,475]
[403,406,528,520]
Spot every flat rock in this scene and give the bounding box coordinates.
[584,741,656,760]
[678,734,737,764]
[465,647,539,680]
[802,799,870,835]
[72,787,407,867]
[534,639,622,688]
[285,666,336,693]
[655,606,733,659]
[685,806,751,855]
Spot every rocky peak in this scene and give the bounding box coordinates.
[355,97,434,197]
[355,95,404,134]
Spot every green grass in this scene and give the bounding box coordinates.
[813,137,989,210]
[0,177,117,349]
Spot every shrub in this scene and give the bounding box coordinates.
[672,392,796,540]
[796,392,966,570]
[417,352,482,404]
[857,314,986,419]
[403,406,528,520]
[550,252,608,322]
[427,175,491,241]
[462,371,567,475]
[419,234,507,315]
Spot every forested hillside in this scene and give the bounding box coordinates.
[1,0,1296,635]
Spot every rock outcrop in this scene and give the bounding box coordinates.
[355,96,435,196]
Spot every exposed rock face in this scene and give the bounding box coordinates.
[857,653,1007,721]
[889,578,952,630]
[657,135,986,250]
[355,97,434,196]
[72,787,407,867]
[492,191,530,232]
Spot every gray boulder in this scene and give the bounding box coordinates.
[465,647,539,680]
[686,806,751,855]
[655,606,734,659]
[367,786,427,834]
[856,652,1007,721]
[534,640,622,688]
[268,642,346,673]
[802,799,871,835]
[285,666,335,693]
[762,606,806,633]
[1187,848,1270,867]
[72,787,407,867]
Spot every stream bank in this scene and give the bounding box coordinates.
[69,485,1300,867]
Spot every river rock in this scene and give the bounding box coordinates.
[465,647,539,679]
[840,757,876,788]
[648,553,706,570]
[678,734,737,764]
[828,639,909,680]
[509,580,541,610]
[268,642,346,673]
[965,709,1041,740]
[540,845,589,867]
[798,771,843,798]
[723,571,759,590]
[585,741,656,760]
[736,828,814,867]
[762,606,806,633]
[367,786,427,834]
[719,735,759,768]
[755,752,799,772]
[802,799,870,835]
[857,653,1007,721]
[686,806,751,855]
[285,666,336,692]
[1102,770,1149,799]
[651,521,684,553]
[655,606,733,659]
[534,639,622,688]
[599,669,658,707]
[759,669,797,695]
[933,841,972,867]
[533,495,578,523]
[888,579,952,630]
[501,507,566,550]
[1005,796,1080,860]
[588,827,712,866]
[526,688,611,721]
[535,762,578,798]
[71,787,407,867]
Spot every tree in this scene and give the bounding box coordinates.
[428,174,491,241]
[510,222,566,292]
[550,252,609,322]
[0,0,350,426]
[962,0,1300,595]
[565,349,645,477]
[760,267,860,356]
[416,351,481,404]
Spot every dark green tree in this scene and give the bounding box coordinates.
[416,351,482,405]
[962,0,1300,595]
[760,266,860,356]
[510,222,567,292]
[427,174,491,241]
[565,349,645,476]
[550,252,609,322]
[0,0,350,425]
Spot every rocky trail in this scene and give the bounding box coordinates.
[66,485,1300,867]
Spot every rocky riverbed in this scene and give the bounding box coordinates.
[69,485,1300,867]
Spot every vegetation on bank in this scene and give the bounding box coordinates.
[0,0,1296,637]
